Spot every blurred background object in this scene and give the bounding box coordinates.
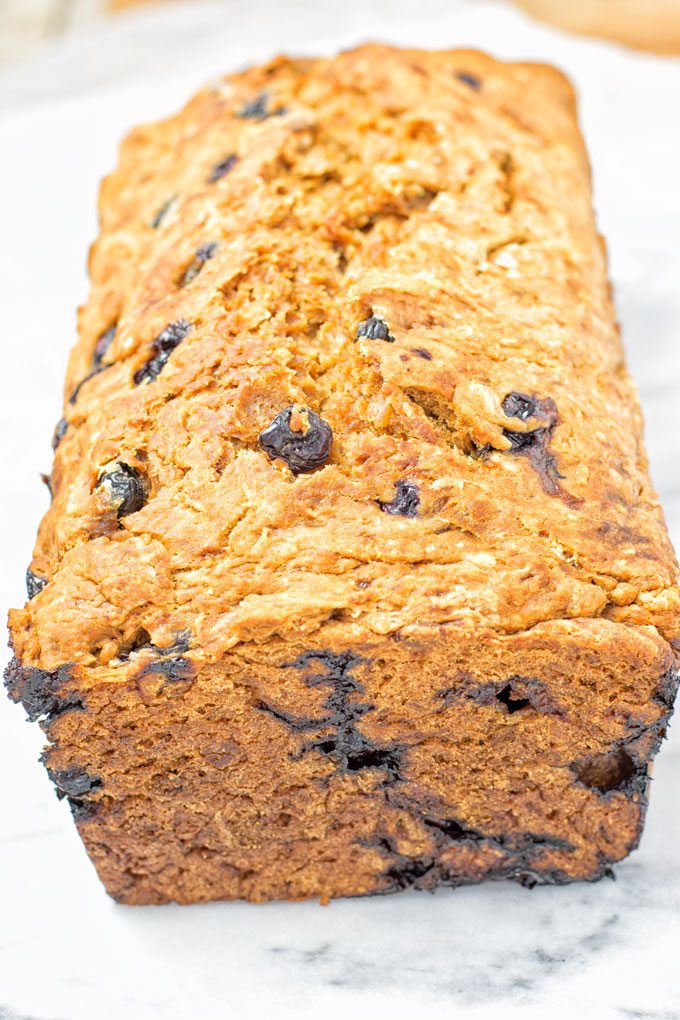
[515,0,680,53]
[2,0,680,68]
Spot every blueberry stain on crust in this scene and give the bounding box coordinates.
[68,365,109,404]
[258,407,333,474]
[237,92,286,120]
[457,71,482,89]
[655,666,680,709]
[500,390,578,502]
[92,323,117,367]
[180,242,218,287]
[47,766,102,799]
[150,195,176,228]
[52,417,69,450]
[4,657,83,723]
[26,569,47,599]
[356,316,394,342]
[286,652,405,779]
[136,656,195,682]
[502,392,543,421]
[378,479,420,517]
[134,319,192,384]
[96,463,147,519]
[375,821,576,893]
[208,153,238,183]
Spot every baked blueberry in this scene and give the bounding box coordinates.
[457,72,481,89]
[47,766,102,799]
[68,365,108,405]
[379,480,420,517]
[134,319,192,385]
[137,656,194,682]
[93,323,117,367]
[258,407,333,474]
[96,463,147,518]
[180,242,218,286]
[3,657,81,723]
[208,154,238,183]
[356,316,394,342]
[503,428,545,453]
[501,393,563,495]
[150,195,176,228]
[237,92,286,120]
[26,570,47,599]
[52,418,69,450]
[502,392,540,421]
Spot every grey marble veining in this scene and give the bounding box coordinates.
[1,3,679,1019]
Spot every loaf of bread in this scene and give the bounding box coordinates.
[6,46,680,904]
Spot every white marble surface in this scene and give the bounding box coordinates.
[1,2,680,1018]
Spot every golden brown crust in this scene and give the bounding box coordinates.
[6,45,680,903]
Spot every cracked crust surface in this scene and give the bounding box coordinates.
[5,45,680,903]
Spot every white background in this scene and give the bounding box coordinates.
[1,2,679,1018]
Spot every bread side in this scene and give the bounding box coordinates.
[6,46,680,903]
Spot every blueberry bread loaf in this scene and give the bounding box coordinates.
[6,46,680,904]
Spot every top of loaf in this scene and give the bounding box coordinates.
[11,45,680,670]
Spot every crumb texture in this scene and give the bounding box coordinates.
[5,46,679,904]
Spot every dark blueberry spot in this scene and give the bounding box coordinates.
[52,418,69,451]
[344,745,402,773]
[572,747,638,794]
[208,153,238,183]
[4,657,82,723]
[237,92,286,120]
[287,651,404,780]
[150,195,176,228]
[26,570,47,600]
[180,242,218,287]
[136,656,194,683]
[69,798,99,822]
[133,319,192,385]
[356,316,394,342]
[93,323,117,368]
[502,392,540,421]
[258,406,333,474]
[503,427,545,452]
[68,365,108,404]
[514,871,540,889]
[313,738,338,755]
[385,857,434,889]
[96,463,147,519]
[655,666,680,709]
[496,683,531,713]
[457,71,481,90]
[411,347,432,360]
[425,817,477,840]
[500,393,564,496]
[379,479,420,518]
[361,834,396,854]
[47,766,102,799]
[255,699,322,732]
